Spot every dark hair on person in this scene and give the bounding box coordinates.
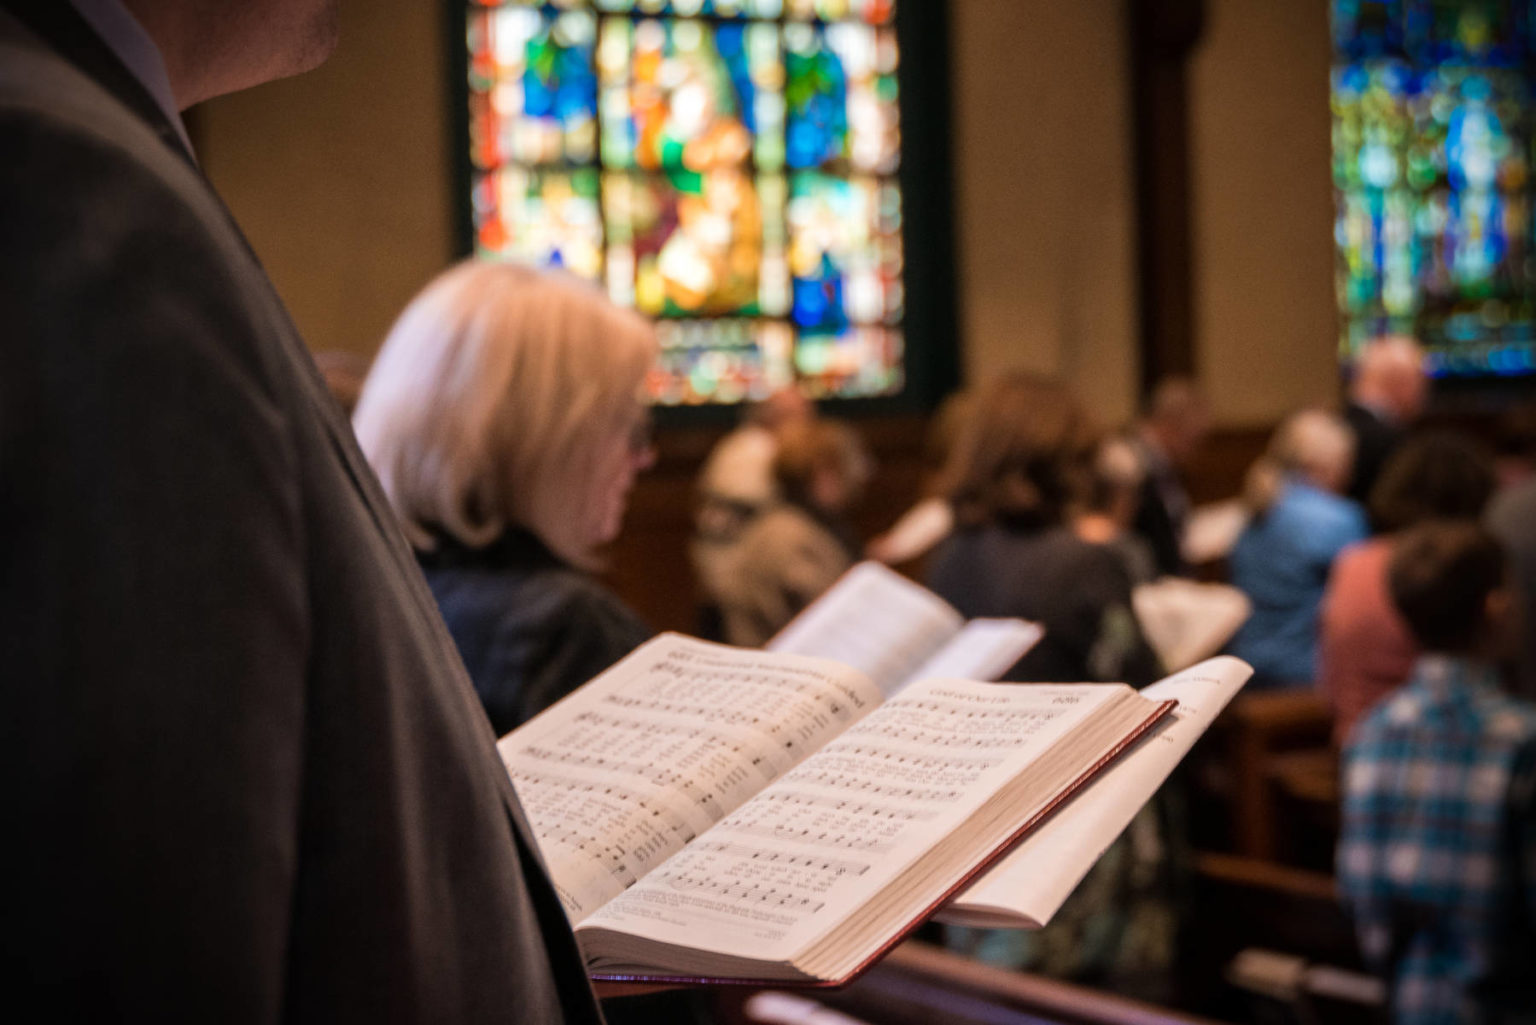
[1493,401,1536,462]
[939,373,1097,530]
[1368,430,1496,533]
[1388,521,1505,653]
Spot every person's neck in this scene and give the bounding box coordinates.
[120,0,216,108]
[67,0,194,153]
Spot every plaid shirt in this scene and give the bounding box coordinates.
[1338,655,1536,1024]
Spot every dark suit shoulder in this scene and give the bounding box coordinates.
[3,112,276,370]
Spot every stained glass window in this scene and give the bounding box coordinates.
[465,0,905,404]
[1331,1,1536,378]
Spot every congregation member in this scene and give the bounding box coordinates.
[1228,409,1368,689]
[928,372,1162,686]
[354,261,658,737]
[1342,335,1428,511]
[1129,377,1211,578]
[926,374,1174,998]
[1075,434,1158,586]
[714,417,870,646]
[690,385,815,635]
[2,1,605,1021]
[1319,432,1496,745]
[1338,522,1536,1024]
[354,263,720,1025]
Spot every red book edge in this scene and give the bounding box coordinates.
[588,696,1181,988]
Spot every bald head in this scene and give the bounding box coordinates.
[125,0,339,109]
[1350,335,1428,425]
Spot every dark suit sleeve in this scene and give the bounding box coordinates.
[0,115,307,1020]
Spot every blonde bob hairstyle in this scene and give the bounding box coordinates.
[353,260,657,569]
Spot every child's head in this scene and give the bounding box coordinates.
[1388,521,1508,655]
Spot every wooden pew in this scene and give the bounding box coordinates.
[1185,852,1383,1022]
[1205,690,1335,862]
[714,940,1225,1025]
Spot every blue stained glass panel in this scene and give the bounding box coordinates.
[1331,0,1536,378]
[468,6,598,169]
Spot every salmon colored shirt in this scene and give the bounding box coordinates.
[1318,538,1419,746]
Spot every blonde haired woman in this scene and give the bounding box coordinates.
[1228,408,1368,688]
[354,261,658,735]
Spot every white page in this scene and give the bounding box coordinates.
[900,619,1044,693]
[576,679,1126,968]
[943,656,1252,929]
[498,634,883,922]
[767,562,963,697]
[868,496,954,565]
[1182,499,1248,565]
[1133,578,1251,673]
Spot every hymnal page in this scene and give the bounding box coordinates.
[767,562,964,697]
[1132,579,1251,673]
[901,619,1045,692]
[942,656,1252,929]
[498,635,882,921]
[867,496,954,565]
[1181,498,1248,565]
[575,678,1145,980]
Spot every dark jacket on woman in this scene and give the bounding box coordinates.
[419,527,654,736]
[927,523,1163,687]
[419,528,716,1025]
[926,522,1176,999]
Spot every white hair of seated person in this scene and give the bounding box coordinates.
[1243,408,1357,514]
[353,260,657,570]
[1350,334,1428,425]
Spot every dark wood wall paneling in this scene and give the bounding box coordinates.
[1128,0,1206,395]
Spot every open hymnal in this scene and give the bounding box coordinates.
[941,655,1252,928]
[766,561,1044,697]
[497,633,1190,986]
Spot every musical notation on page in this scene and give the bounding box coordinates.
[500,637,883,920]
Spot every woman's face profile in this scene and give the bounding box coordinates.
[585,402,655,549]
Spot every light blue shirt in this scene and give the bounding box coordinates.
[1229,479,1369,685]
[68,0,195,157]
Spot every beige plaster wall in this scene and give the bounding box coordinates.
[948,0,1140,426]
[196,0,454,358]
[1188,0,1339,427]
